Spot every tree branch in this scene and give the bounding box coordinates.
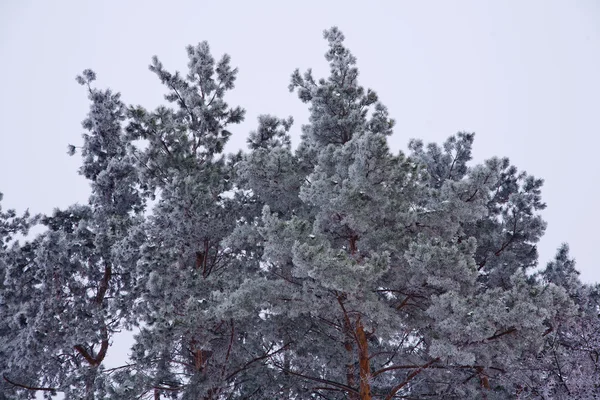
[384,357,439,400]
[74,344,98,366]
[3,375,58,392]
[272,364,359,395]
[486,327,517,342]
[225,342,291,381]
[95,262,112,305]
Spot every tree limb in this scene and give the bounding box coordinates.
[3,375,58,392]
[384,357,439,400]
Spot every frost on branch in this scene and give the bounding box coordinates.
[1,28,597,400]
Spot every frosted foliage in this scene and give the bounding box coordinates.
[289,28,394,147]
[1,70,146,399]
[237,115,304,215]
[1,27,598,400]
[125,41,245,193]
[518,247,600,399]
[0,195,35,398]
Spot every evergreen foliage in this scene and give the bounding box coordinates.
[1,28,597,399]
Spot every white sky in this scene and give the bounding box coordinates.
[0,0,598,290]
[1,1,600,392]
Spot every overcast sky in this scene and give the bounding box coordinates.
[1,0,598,293]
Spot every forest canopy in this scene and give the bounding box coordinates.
[0,27,598,400]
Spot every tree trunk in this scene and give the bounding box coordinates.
[84,367,97,400]
[356,318,372,400]
[338,294,359,400]
[344,327,358,400]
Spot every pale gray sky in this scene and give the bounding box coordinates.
[1,0,598,293]
[1,0,600,389]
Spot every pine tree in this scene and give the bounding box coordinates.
[523,245,600,399]
[108,41,280,400]
[230,27,573,399]
[0,193,36,399]
[0,27,597,400]
[1,68,145,399]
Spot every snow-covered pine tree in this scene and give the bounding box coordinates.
[106,42,284,400]
[1,27,597,400]
[228,28,577,399]
[1,70,145,399]
[521,245,600,399]
[0,194,35,399]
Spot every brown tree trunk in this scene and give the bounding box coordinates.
[356,318,372,400]
[338,294,359,400]
[343,323,359,400]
